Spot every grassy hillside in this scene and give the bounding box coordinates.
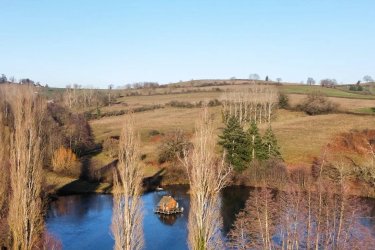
[86,82,375,172]
[280,85,375,99]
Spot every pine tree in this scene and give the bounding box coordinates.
[247,121,267,161]
[219,116,250,171]
[262,126,281,159]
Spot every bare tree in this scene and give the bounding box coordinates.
[320,79,337,88]
[229,187,277,249]
[363,75,374,83]
[220,84,278,124]
[8,76,16,83]
[64,85,74,108]
[276,78,282,84]
[249,74,260,81]
[181,108,231,250]
[0,74,7,83]
[307,77,315,85]
[7,87,46,250]
[112,116,144,250]
[229,153,375,249]
[108,84,114,106]
[0,89,10,218]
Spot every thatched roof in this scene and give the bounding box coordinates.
[158,196,177,208]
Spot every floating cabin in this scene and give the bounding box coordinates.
[154,196,183,214]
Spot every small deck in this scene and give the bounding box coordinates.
[154,207,184,215]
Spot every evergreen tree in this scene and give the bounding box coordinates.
[219,116,250,171]
[263,126,281,159]
[247,121,267,161]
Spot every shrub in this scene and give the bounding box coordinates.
[167,100,195,108]
[278,92,289,109]
[162,165,188,185]
[297,92,338,115]
[102,137,119,158]
[349,85,364,91]
[148,130,161,136]
[167,99,221,108]
[207,99,221,107]
[52,147,81,177]
[158,130,191,164]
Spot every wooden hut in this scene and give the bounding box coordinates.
[155,196,183,214]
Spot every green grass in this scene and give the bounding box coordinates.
[280,85,375,99]
[354,107,375,114]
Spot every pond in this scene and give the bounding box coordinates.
[46,186,375,249]
[46,185,251,250]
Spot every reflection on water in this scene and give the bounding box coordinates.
[47,185,196,250]
[155,213,183,226]
[221,186,251,234]
[47,186,374,249]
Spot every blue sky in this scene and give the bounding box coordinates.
[0,0,374,88]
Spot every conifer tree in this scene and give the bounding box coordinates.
[263,126,281,159]
[247,121,266,161]
[219,116,250,171]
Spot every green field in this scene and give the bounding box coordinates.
[280,85,375,99]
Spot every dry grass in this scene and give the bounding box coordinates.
[288,94,375,111]
[91,106,222,168]
[269,113,375,164]
[45,171,111,194]
[89,86,375,176]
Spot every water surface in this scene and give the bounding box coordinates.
[47,186,375,249]
[46,185,249,250]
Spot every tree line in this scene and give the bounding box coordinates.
[0,84,97,248]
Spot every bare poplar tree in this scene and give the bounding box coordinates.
[0,89,10,218]
[112,116,144,250]
[229,153,375,249]
[181,108,231,250]
[220,85,278,125]
[7,87,46,250]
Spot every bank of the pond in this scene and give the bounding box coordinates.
[46,167,375,198]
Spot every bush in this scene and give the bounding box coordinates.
[148,130,161,136]
[162,165,188,185]
[278,92,289,109]
[297,92,338,115]
[102,137,119,158]
[167,100,195,108]
[166,99,221,108]
[52,147,81,177]
[349,85,364,91]
[158,130,191,164]
[207,99,221,107]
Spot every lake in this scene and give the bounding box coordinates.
[46,185,251,250]
[46,185,375,249]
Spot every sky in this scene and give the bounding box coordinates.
[0,0,374,88]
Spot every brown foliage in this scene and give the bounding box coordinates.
[328,129,375,156]
[102,137,119,158]
[158,129,191,164]
[52,147,81,178]
[297,91,338,115]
